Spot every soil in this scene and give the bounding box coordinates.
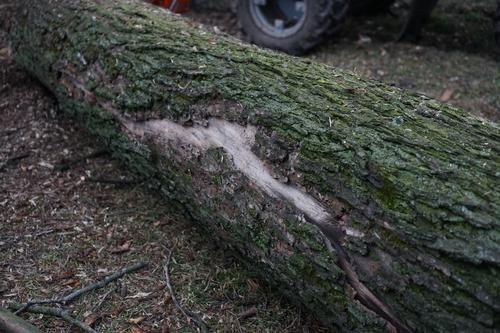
[1,1,498,333]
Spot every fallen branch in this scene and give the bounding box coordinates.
[163,251,209,333]
[14,262,147,314]
[9,304,97,333]
[62,261,147,303]
[13,300,62,315]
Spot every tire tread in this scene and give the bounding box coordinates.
[235,0,348,54]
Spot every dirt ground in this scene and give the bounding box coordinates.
[1,1,499,333]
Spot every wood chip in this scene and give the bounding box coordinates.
[54,270,75,281]
[237,306,257,321]
[110,240,132,254]
[160,320,170,333]
[131,327,145,333]
[246,279,260,293]
[129,316,146,324]
[84,313,101,326]
[439,88,454,102]
[126,292,153,300]
[61,279,80,287]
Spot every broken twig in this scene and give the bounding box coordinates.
[14,262,147,315]
[9,304,97,333]
[62,261,147,303]
[163,251,209,333]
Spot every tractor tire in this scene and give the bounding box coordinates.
[349,0,395,16]
[495,1,500,48]
[235,0,348,55]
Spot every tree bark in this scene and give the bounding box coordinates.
[0,308,44,333]
[10,0,500,332]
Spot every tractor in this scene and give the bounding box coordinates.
[153,0,500,54]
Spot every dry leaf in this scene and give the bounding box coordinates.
[126,292,152,299]
[119,283,128,297]
[129,316,146,325]
[106,225,118,241]
[131,327,145,333]
[61,279,80,287]
[238,306,257,321]
[54,270,75,281]
[38,161,54,169]
[110,240,132,254]
[110,305,125,317]
[53,223,72,231]
[246,279,260,293]
[357,34,372,45]
[160,321,170,333]
[84,313,101,327]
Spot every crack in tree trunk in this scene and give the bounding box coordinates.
[114,110,412,332]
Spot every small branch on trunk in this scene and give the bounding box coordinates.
[9,304,97,333]
[163,250,209,333]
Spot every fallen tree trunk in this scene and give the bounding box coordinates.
[10,0,500,332]
[0,308,44,333]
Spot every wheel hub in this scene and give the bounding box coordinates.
[249,0,307,38]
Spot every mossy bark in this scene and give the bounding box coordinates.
[10,0,500,332]
[0,308,44,333]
